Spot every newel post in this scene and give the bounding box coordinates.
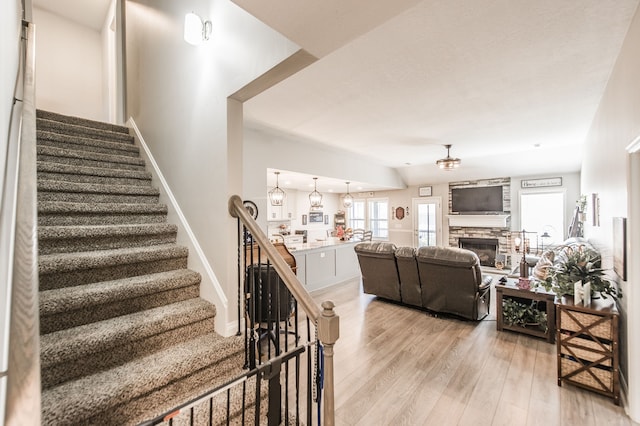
[318,300,340,426]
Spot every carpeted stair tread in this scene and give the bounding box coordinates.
[40,298,215,368]
[38,192,159,205]
[37,145,146,169]
[41,333,245,426]
[38,129,139,157]
[37,109,130,135]
[38,200,167,215]
[39,223,177,241]
[38,223,178,254]
[36,118,133,144]
[40,275,200,335]
[40,269,200,321]
[37,202,168,226]
[39,244,188,275]
[39,244,189,289]
[38,179,160,197]
[37,161,152,182]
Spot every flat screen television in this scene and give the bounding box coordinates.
[451,186,503,213]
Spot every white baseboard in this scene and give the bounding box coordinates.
[127,118,230,336]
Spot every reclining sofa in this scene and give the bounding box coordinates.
[354,242,493,320]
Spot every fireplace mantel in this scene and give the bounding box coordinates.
[447,214,510,228]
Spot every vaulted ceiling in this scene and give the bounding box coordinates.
[236,0,640,187]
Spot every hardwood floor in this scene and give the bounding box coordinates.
[309,278,638,426]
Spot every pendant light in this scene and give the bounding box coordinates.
[309,177,323,208]
[436,144,461,170]
[268,171,285,206]
[343,181,353,208]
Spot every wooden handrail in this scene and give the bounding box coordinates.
[229,195,321,320]
[2,20,41,426]
[229,194,339,425]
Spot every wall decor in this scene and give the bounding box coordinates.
[592,193,600,226]
[419,186,432,196]
[613,217,627,281]
[521,177,562,188]
[302,214,307,225]
[324,215,329,225]
[395,207,405,220]
[309,211,323,223]
[242,200,258,220]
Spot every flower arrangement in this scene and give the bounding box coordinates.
[534,244,621,300]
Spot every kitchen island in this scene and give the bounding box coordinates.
[288,239,361,292]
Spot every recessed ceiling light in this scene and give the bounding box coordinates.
[405,162,411,166]
[534,143,541,148]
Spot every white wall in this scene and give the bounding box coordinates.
[124,0,299,334]
[101,0,117,123]
[326,173,579,249]
[33,7,105,121]
[580,3,640,420]
[510,172,581,238]
[243,126,406,233]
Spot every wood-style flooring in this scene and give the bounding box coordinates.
[309,278,638,426]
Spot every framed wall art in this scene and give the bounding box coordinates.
[613,217,627,281]
[309,211,323,223]
[521,177,562,188]
[419,186,432,196]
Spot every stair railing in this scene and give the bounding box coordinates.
[0,19,41,426]
[228,195,339,426]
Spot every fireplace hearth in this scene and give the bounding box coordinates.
[458,237,499,267]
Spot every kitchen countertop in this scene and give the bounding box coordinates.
[286,238,359,252]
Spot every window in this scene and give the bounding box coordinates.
[520,191,565,250]
[348,200,365,230]
[368,198,389,239]
[347,198,389,240]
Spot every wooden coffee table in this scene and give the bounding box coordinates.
[496,278,557,343]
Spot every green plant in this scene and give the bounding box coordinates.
[535,244,621,300]
[502,298,548,334]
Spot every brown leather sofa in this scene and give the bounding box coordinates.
[416,246,492,320]
[354,241,401,302]
[355,242,492,320]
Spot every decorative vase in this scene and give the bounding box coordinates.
[574,281,591,306]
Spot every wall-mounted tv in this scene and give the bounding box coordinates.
[451,186,503,213]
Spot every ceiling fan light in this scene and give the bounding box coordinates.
[436,144,461,171]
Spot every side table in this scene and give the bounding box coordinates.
[496,279,556,343]
[557,296,620,405]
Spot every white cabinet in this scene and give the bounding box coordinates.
[267,190,297,221]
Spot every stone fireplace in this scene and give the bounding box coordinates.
[458,237,499,267]
[447,177,512,267]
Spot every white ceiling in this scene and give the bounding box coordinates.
[237,0,640,189]
[33,0,112,31]
[34,0,640,192]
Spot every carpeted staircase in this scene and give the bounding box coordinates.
[36,110,250,425]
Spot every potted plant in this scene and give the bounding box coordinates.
[535,244,621,300]
[502,298,549,334]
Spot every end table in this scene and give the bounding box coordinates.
[496,279,556,343]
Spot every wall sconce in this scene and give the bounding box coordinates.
[184,12,212,45]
